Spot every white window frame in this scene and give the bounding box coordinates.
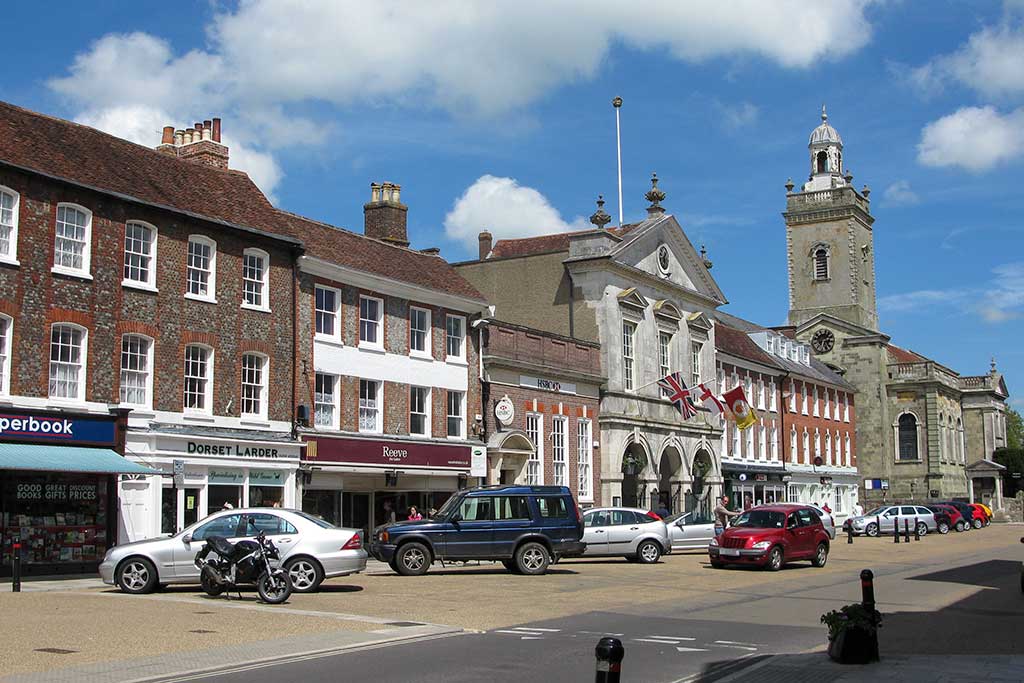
[769,379,777,412]
[48,323,88,402]
[122,220,157,291]
[0,315,10,396]
[802,428,810,464]
[658,331,671,396]
[552,416,568,486]
[359,295,384,350]
[52,203,92,279]
[814,428,822,461]
[757,377,766,410]
[691,341,703,388]
[790,425,798,464]
[314,285,342,342]
[119,333,154,409]
[577,419,593,501]
[359,379,383,433]
[446,390,466,439]
[788,379,796,413]
[185,235,217,303]
[812,385,820,417]
[843,393,850,422]
[801,382,808,415]
[409,385,431,437]
[0,186,21,265]
[770,421,778,461]
[744,420,754,459]
[526,413,543,485]
[445,314,466,362]
[241,248,271,312]
[622,320,636,392]
[314,372,338,429]
[824,388,832,420]
[845,432,852,467]
[240,352,269,420]
[409,306,432,358]
[731,420,740,457]
[825,430,833,466]
[183,344,214,415]
[758,421,767,460]
[834,430,841,467]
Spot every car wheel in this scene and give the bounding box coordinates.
[956,521,966,532]
[285,557,324,593]
[395,542,431,576]
[972,518,983,529]
[916,522,929,537]
[937,521,950,535]
[502,559,519,574]
[865,523,879,538]
[515,542,550,575]
[117,558,158,594]
[636,540,661,564]
[766,546,784,572]
[811,543,828,568]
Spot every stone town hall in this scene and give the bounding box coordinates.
[780,107,1009,509]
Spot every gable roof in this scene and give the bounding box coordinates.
[0,100,484,303]
[488,224,640,259]
[714,323,778,369]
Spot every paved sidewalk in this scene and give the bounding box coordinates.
[717,652,1024,682]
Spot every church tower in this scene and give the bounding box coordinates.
[785,106,878,332]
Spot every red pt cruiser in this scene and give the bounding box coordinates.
[709,504,831,571]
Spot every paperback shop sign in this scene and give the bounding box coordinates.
[0,411,117,446]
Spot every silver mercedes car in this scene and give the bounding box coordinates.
[99,508,366,594]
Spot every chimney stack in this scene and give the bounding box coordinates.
[478,230,493,259]
[155,116,229,169]
[363,181,409,247]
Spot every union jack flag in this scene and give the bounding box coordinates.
[657,372,698,420]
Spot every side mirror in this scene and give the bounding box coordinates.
[182,534,192,544]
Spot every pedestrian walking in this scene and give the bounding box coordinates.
[408,506,423,521]
[714,495,741,536]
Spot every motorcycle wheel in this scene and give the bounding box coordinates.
[200,571,225,596]
[257,571,292,604]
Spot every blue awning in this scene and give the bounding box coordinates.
[0,444,159,475]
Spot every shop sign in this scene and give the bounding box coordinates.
[187,442,289,459]
[304,436,471,470]
[737,473,747,482]
[208,469,245,485]
[519,375,577,395]
[16,482,97,501]
[755,474,768,482]
[494,397,515,426]
[0,411,116,446]
[250,470,284,487]
[470,447,487,477]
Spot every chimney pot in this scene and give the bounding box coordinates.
[364,180,409,247]
[186,128,196,144]
[478,230,493,260]
[212,118,222,142]
[174,130,185,146]
[203,119,212,131]
[161,126,174,145]
[202,127,212,141]
[194,122,203,132]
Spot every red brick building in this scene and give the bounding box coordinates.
[481,321,604,506]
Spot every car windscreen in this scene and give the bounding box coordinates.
[435,493,463,520]
[862,506,887,517]
[291,510,336,529]
[732,510,785,529]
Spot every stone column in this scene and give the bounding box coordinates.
[995,476,1004,510]
[967,477,975,503]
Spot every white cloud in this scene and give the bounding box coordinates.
[444,175,587,246]
[918,106,1024,171]
[879,261,1024,324]
[881,180,920,206]
[715,101,759,130]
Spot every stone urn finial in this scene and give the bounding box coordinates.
[700,244,713,270]
[590,195,611,229]
[645,172,666,215]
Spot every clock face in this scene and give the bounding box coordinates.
[811,328,835,354]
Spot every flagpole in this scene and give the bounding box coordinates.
[636,375,720,393]
[613,96,624,226]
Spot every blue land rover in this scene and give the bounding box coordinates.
[369,485,585,575]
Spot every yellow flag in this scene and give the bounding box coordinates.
[723,386,758,430]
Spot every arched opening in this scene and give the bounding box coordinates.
[816,150,829,174]
[657,446,683,514]
[814,247,829,280]
[898,413,918,461]
[685,449,714,520]
[621,442,649,508]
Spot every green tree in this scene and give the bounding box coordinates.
[993,447,1024,497]
[1007,407,1023,450]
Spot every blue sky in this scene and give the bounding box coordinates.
[2,1,1021,403]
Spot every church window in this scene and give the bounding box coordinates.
[897,413,919,461]
[813,247,829,280]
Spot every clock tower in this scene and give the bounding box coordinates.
[784,106,879,333]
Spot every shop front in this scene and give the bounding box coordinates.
[300,434,483,541]
[120,428,300,542]
[786,467,860,520]
[721,465,789,511]
[0,408,156,576]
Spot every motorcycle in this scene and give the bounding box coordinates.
[194,524,292,604]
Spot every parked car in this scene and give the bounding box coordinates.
[843,505,937,537]
[804,504,836,539]
[923,505,954,534]
[99,508,366,594]
[709,504,831,571]
[938,501,986,529]
[969,503,992,527]
[977,502,994,521]
[665,510,717,551]
[368,485,585,576]
[580,507,669,563]
[931,503,967,532]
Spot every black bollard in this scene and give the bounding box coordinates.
[860,569,881,661]
[893,520,899,543]
[11,541,21,592]
[904,519,910,543]
[914,517,921,541]
[595,637,624,683]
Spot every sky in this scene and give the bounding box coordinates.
[1,1,1021,407]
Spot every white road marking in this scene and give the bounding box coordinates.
[712,643,758,651]
[714,640,760,646]
[646,635,697,641]
[520,636,544,640]
[494,630,542,636]
[579,630,624,636]
[675,647,709,652]
[513,627,561,632]
[634,638,683,644]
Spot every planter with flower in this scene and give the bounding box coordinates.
[820,602,881,664]
[621,453,645,476]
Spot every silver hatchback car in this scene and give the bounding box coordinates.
[665,511,716,551]
[581,507,670,563]
[99,508,367,594]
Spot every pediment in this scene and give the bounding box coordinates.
[653,299,683,322]
[687,311,713,332]
[617,287,648,311]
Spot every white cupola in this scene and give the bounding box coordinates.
[803,105,846,192]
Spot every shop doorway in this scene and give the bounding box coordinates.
[621,443,648,509]
[161,486,201,534]
[343,492,371,540]
[686,450,713,520]
[658,447,683,514]
[303,490,340,526]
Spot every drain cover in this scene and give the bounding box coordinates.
[34,648,78,655]
[385,621,424,627]
[189,629,218,634]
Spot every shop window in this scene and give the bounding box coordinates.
[409,386,430,436]
[119,334,153,408]
[49,323,87,401]
[0,314,11,395]
[577,419,593,501]
[552,416,567,486]
[191,513,242,540]
[622,320,636,391]
[315,285,340,340]
[359,295,383,347]
[183,344,213,414]
[186,235,216,302]
[446,314,465,361]
[526,413,542,485]
[447,390,465,439]
[0,186,19,264]
[359,379,382,432]
[206,487,241,516]
[123,221,157,289]
[410,307,431,355]
[242,248,270,311]
[53,203,92,278]
[315,373,338,428]
[241,353,268,419]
